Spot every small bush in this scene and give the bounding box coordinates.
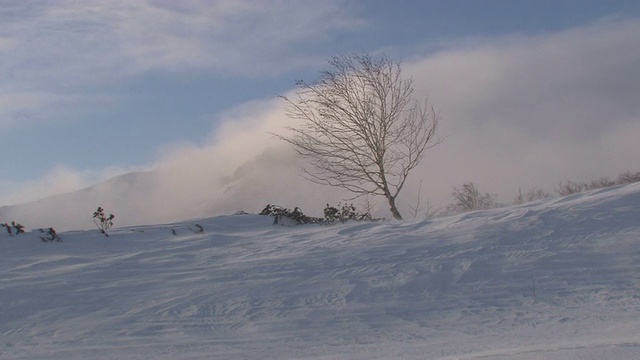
[556,171,640,197]
[1,223,13,236]
[1,221,25,236]
[39,228,62,242]
[190,224,204,233]
[556,180,587,196]
[514,188,550,205]
[12,222,25,234]
[260,203,375,225]
[448,182,497,213]
[260,204,323,225]
[92,207,114,237]
[323,203,373,224]
[617,171,640,184]
[587,177,615,190]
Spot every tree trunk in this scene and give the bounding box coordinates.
[380,170,403,220]
[386,195,403,220]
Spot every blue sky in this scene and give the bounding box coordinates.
[1,1,640,212]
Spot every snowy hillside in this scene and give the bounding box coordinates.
[2,183,640,359]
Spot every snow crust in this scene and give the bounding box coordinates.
[2,183,640,359]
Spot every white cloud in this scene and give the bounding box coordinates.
[1,0,360,84]
[0,0,361,127]
[399,18,640,205]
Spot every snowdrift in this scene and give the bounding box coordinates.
[2,183,640,359]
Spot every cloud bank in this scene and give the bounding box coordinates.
[405,18,640,202]
[0,0,359,128]
[2,18,640,230]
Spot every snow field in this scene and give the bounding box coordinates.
[1,183,640,359]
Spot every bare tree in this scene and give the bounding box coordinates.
[449,182,497,213]
[409,179,442,219]
[408,179,427,219]
[277,53,441,220]
[422,198,443,220]
[359,194,377,218]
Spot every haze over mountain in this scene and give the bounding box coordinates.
[0,139,356,231]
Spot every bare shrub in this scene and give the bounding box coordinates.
[359,195,377,220]
[323,203,373,223]
[260,204,323,225]
[92,207,115,237]
[556,180,587,196]
[514,188,550,204]
[408,179,442,219]
[587,177,615,190]
[617,171,640,184]
[422,199,443,220]
[449,182,497,213]
[39,227,62,242]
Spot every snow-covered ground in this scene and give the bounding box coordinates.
[2,183,640,359]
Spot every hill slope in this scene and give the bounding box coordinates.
[1,183,640,359]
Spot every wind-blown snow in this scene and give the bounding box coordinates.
[2,183,640,359]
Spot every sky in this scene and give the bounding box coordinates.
[1,0,640,222]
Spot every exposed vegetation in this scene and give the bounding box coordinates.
[3,170,639,241]
[92,207,115,237]
[260,203,375,225]
[39,228,62,242]
[448,182,498,213]
[440,169,640,216]
[513,187,550,205]
[1,221,25,236]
